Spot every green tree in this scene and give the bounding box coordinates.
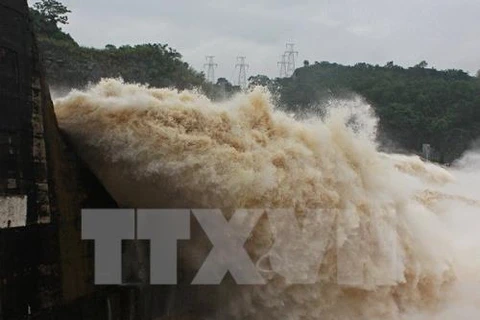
[414,60,428,68]
[29,0,75,43]
[33,0,71,25]
[248,75,271,88]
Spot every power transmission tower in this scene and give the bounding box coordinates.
[285,43,298,77]
[422,144,431,161]
[278,54,288,78]
[235,56,249,89]
[204,56,218,83]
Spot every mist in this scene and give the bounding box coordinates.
[54,79,480,319]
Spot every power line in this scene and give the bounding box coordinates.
[235,56,249,89]
[204,56,218,83]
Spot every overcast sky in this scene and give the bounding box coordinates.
[31,0,480,83]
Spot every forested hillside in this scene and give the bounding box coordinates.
[39,40,206,90]
[272,62,480,163]
[30,0,207,91]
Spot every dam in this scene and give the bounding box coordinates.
[0,0,164,318]
[2,0,480,319]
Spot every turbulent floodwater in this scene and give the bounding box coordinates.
[55,79,480,319]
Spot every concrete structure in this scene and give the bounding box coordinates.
[0,1,135,318]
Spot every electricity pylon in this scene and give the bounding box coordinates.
[235,56,249,89]
[278,54,288,78]
[204,56,218,83]
[285,43,298,77]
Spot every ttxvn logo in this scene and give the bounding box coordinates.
[82,209,399,286]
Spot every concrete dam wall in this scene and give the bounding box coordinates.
[0,0,149,318]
